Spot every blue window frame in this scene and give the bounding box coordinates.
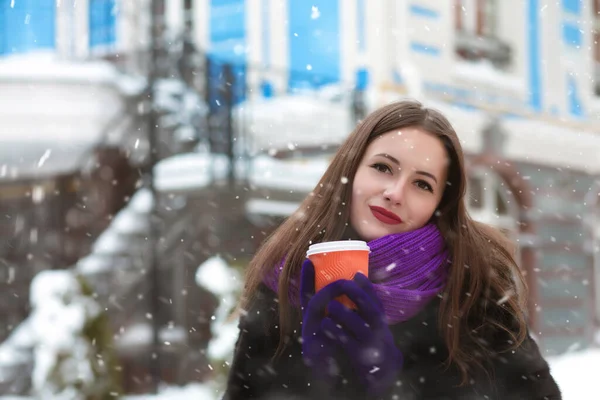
[0,0,55,56]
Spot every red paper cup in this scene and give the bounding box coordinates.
[306,240,370,309]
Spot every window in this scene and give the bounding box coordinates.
[594,0,600,95]
[467,170,522,271]
[455,0,497,36]
[454,0,511,69]
[89,0,117,49]
[0,0,55,56]
[467,170,518,235]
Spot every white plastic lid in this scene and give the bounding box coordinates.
[306,240,370,257]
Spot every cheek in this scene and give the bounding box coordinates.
[422,199,440,220]
[350,190,362,214]
[406,193,438,218]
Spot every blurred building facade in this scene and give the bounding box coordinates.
[0,0,149,341]
[0,1,220,394]
[2,0,600,393]
[181,0,600,356]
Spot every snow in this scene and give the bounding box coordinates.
[454,59,525,94]
[0,385,221,400]
[503,117,600,174]
[196,256,241,296]
[0,319,34,368]
[91,230,130,255]
[76,255,114,275]
[207,318,240,362]
[246,198,300,218]
[28,270,103,399]
[153,152,230,192]
[548,348,600,399]
[128,189,154,214]
[76,187,152,275]
[248,153,331,192]
[115,75,147,97]
[124,383,219,400]
[111,209,150,235]
[234,93,352,154]
[0,51,119,84]
[115,324,187,351]
[196,256,242,361]
[0,51,142,181]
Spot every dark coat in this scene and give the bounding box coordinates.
[223,283,562,400]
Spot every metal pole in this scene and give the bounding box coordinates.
[148,0,162,393]
[223,64,235,186]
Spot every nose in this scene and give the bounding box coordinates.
[383,179,406,205]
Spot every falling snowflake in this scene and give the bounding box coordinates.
[37,149,51,168]
[496,290,513,305]
[311,6,320,19]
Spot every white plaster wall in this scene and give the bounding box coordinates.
[246,0,263,100]
[268,0,289,95]
[339,0,358,84]
[193,0,210,51]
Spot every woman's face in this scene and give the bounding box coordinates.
[349,127,449,241]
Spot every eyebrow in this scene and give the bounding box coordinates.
[374,153,438,183]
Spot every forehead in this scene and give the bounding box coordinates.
[365,127,447,164]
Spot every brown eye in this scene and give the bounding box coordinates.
[415,180,434,193]
[370,163,392,174]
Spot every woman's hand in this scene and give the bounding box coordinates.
[300,259,343,377]
[300,259,403,396]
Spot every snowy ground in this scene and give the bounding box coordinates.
[547,348,600,399]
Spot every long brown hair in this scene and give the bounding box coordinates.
[239,100,528,383]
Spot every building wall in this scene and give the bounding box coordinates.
[7,0,596,121]
[185,0,600,121]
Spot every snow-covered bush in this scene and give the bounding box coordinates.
[30,270,121,400]
[195,255,243,393]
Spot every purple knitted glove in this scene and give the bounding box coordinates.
[300,259,403,396]
[300,259,343,378]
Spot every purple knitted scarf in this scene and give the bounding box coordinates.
[263,223,451,325]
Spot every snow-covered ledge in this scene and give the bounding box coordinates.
[0,52,144,144]
[453,60,526,100]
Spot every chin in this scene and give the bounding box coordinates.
[359,228,391,242]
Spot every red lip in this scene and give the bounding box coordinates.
[369,206,403,225]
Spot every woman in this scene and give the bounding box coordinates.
[223,101,561,399]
